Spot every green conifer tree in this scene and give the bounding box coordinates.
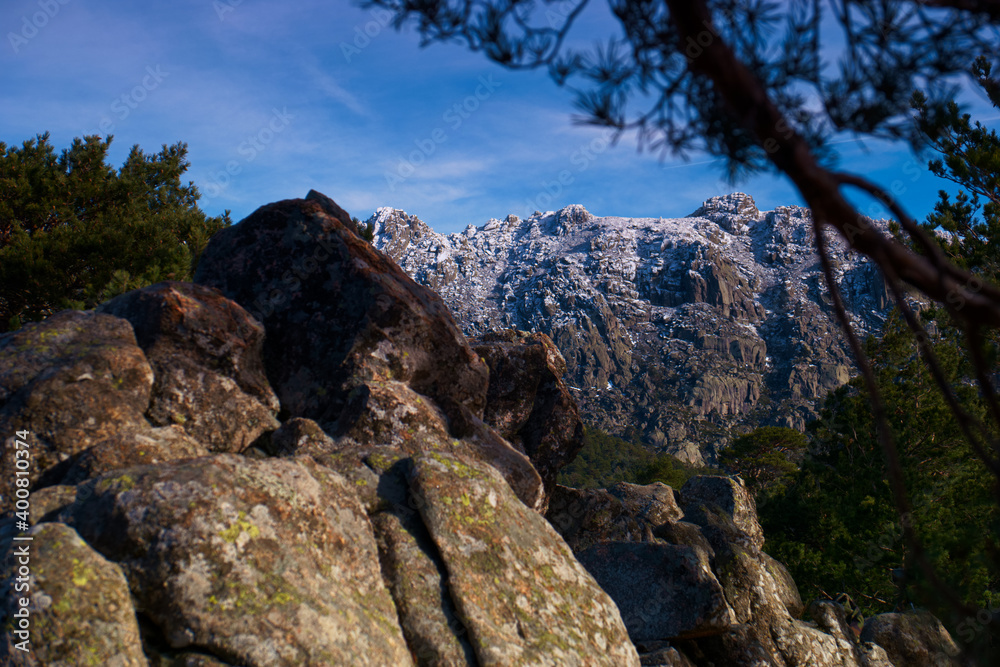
[0,133,231,330]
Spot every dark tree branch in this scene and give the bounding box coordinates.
[663,0,1000,330]
[665,0,994,621]
[814,215,978,618]
[916,0,1000,20]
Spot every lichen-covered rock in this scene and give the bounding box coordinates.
[44,425,209,488]
[22,486,80,526]
[860,610,963,666]
[265,417,338,456]
[546,483,689,553]
[1,522,146,667]
[193,191,489,434]
[809,600,874,649]
[856,642,896,667]
[634,641,698,666]
[371,510,475,666]
[53,454,413,667]
[325,377,544,511]
[146,653,231,667]
[548,475,903,666]
[764,551,805,618]
[680,500,888,666]
[98,282,280,452]
[576,541,736,641]
[0,310,153,501]
[471,330,584,492]
[410,450,640,666]
[678,475,764,552]
[609,482,686,526]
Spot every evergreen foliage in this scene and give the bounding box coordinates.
[911,56,1000,279]
[718,426,805,498]
[353,215,376,242]
[760,314,999,620]
[558,425,720,490]
[0,133,231,331]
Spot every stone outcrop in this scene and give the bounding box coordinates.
[97,281,281,453]
[192,190,545,512]
[1,192,638,666]
[56,455,413,666]
[1,522,147,667]
[0,310,154,501]
[546,476,930,666]
[194,189,489,433]
[0,192,962,666]
[472,330,585,494]
[860,611,964,666]
[370,194,899,463]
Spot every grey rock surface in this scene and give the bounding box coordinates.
[371,193,896,463]
[1,522,147,667]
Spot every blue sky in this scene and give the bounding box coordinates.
[2,0,997,234]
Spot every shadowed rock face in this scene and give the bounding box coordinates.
[193,191,490,432]
[545,477,938,666]
[860,611,964,666]
[98,281,281,453]
[472,329,585,495]
[0,192,958,667]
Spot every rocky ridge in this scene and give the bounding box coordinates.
[369,193,894,464]
[0,192,961,666]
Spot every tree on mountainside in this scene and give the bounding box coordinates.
[718,426,805,497]
[354,215,377,242]
[0,133,230,331]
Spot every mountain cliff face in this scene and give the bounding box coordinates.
[370,193,893,464]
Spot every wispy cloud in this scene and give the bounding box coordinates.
[300,62,369,117]
[2,0,995,232]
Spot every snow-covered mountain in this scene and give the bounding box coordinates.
[368,193,893,464]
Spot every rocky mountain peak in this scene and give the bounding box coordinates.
[691,191,762,234]
[370,193,894,464]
